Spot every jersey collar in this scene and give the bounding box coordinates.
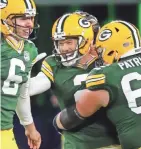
[5,35,24,54]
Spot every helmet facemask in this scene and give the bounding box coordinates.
[53,35,87,66]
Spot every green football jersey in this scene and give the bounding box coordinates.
[86,53,141,149]
[1,37,38,130]
[41,55,119,149]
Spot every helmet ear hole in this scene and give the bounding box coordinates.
[127,36,131,39]
[108,51,114,56]
[115,27,119,32]
[1,20,5,25]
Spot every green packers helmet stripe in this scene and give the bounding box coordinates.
[56,13,70,33]
[24,0,33,9]
[118,20,141,48]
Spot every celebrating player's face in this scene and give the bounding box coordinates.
[11,16,34,39]
[58,38,78,57]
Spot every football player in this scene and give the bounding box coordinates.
[1,0,42,149]
[30,12,121,149]
[54,20,141,149]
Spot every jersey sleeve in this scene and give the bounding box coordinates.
[86,66,115,104]
[86,67,106,90]
[41,57,54,83]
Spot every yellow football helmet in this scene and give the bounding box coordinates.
[96,20,141,64]
[52,11,100,66]
[0,0,39,40]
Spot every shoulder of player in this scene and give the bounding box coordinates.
[44,54,56,63]
[24,40,38,61]
[1,37,12,53]
[41,55,56,83]
[25,40,38,50]
[25,40,35,45]
[89,63,118,77]
[86,64,117,89]
[92,64,110,73]
[43,54,58,69]
[25,40,38,52]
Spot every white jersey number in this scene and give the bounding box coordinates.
[73,74,88,101]
[121,72,141,114]
[2,58,25,95]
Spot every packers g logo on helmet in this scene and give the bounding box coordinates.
[99,29,112,41]
[96,20,141,64]
[78,18,91,28]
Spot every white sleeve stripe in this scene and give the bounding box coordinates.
[86,76,105,83]
[42,64,53,76]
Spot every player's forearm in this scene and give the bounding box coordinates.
[53,104,85,130]
[54,89,105,130]
[53,113,66,130]
[76,89,99,117]
[76,89,109,117]
[76,89,109,118]
[16,96,33,125]
[29,72,51,96]
[16,81,33,125]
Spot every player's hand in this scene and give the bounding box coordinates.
[25,129,41,149]
[77,44,97,67]
[25,124,41,149]
[89,44,98,57]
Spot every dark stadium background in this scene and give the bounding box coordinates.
[13,1,141,149]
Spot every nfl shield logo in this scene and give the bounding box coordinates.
[24,51,30,61]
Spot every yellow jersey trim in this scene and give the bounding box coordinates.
[86,74,105,88]
[6,36,24,53]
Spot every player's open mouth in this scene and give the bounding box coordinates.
[62,52,74,59]
[66,53,74,57]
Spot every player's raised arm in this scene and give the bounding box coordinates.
[29,71,51,96]
[16,78,41,149]
[29,55,55,96]
[53,87,109,130]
